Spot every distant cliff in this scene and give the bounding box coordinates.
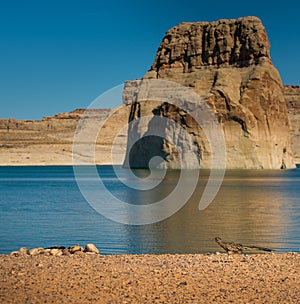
[124,16,295,169]
[284,85,300,164]
[0,107,130,165]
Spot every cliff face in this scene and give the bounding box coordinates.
[0,84,299,166]
[0,107,130,165]
[124,16,295,169]
[148,16,270,72]
[284,85,300,164]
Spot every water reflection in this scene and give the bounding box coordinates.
[0,166,299,254]
[122,169,300,253]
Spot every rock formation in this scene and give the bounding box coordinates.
[124,16,295,169]
[284,85,300,164]
[0,83,299,166]
[1,17,299,168]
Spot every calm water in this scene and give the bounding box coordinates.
[0,166,299,254]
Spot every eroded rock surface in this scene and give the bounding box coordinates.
[125,16,295,169]
[0,107,130,165]
[284,85,300,164]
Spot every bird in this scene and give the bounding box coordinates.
[215,237,273,255]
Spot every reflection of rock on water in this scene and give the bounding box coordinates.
[132,170,291,253]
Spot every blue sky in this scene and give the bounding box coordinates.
[1,0,299,119]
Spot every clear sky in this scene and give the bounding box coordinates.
[1,0,299,120]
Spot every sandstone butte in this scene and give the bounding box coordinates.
[124,16,296,169]
[0,16,299,168]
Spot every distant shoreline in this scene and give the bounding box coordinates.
[0,163,299,168]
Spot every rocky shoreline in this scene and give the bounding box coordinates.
[0,251,299,303]
[9,244,100,257]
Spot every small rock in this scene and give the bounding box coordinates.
[30,247,44,256]
[73,251,84,255]
[177,281,187,288]
[69,245,83,254]
[10,251,20,257]
[62,249,70,256]
[50,249,62,256]
[19,247,30,256]
[84,243,99,254]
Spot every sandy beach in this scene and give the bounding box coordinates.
[0,252,299,303]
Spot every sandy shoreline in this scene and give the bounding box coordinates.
[0,253,299,303]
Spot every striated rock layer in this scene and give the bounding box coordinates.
[284,85,300,164]
[0,107,130,165]
[124,16,295,169]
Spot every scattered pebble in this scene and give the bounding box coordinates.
[1,250,299,303]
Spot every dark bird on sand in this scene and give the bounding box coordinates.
[215,237,273,255]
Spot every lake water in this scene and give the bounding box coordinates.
[0,166,299,254]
